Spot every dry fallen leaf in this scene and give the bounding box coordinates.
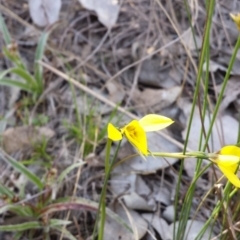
[169,220,216,239]
[203,60,227,72]
[106,81,125,104]
[133,86,181,114]
[215,76,240,112]
[1,126,55,154]
[79,0,120,28]
[142,213,172,240]
[104,203,148,240]
[181,30,202,51]
[139,59,182,89]
[162,205,175,222]
[123,192,156,211]
[28,0,62,27]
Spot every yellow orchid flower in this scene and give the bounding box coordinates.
[107,114,174,155]
[230,13,240,30]
[210,145,240,188]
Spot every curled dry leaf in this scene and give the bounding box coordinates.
[180,30,202,51]
[123,192,156,211]
[142,213,172,240]
[104,203,148,240]
[133,86,181,114]
[1,126,55,154]
[106,81,125,104]
[139,59,182,88]
[28,0,62,27]
[215,76,240,112]
[162,205,175,222]
[169,220,216,239]
[79,0,120,28]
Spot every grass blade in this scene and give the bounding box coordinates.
[10,68,37,88]
[0,150,44,190]
[0,78,33,92]
[34,31,49,91]
[0,219,71,232]
[57,162,86,184]
[0,13,11,44]
[0,183,14,198]
[0,204,34,216]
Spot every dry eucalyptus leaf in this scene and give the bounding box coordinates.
[203,60,227,72]
[1,126,55,154]
[216,76,240,112]
[123,192,156,211]
[133,87,181,114]
[182,111,239,152]
[142,213,172,240]
[111,161,151,195]
[79,0,120,28]
[152,184,171,205]
[28,0,62,27]
[162,205,175,222]
[104,204,148,240]
[139,59,181,89]
[106,81,125,104]
[181,30,202,50]
[169,220,216,239]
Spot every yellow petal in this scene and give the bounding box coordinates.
[139,114,174,132]
[230,13,240,30]
[124,120,148,155]
[107,123,122,141]
[220,145,240,157]
[215,155,239,167]
[218,164,240,188]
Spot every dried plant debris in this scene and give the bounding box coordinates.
[169,220,216,239]
[79,0,120,28]
[216,76,240,112]
[28,0,62,27]
[1,126,55,154]
[132,86,181,114]
[143,213,172,240]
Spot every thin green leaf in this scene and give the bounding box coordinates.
[40,197,133,234]
[48,219,72,227]
[3,48,27,70]
[0,14,11,44]
[10,68,37,87]
[0,219,71,232]
[0,78,33,92]
[57,162,86,184]
[0,183,14,198]
[0,68,16,78]
[34,31,49,89]
[0,221,42,232]
[0,151,44,190]
[0,204,34,217]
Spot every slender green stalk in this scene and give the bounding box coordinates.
[174,1,215,239]
[194,34,240,240]
[203,35,240,151]
[93,139,122,240]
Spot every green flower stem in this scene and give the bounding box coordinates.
[113,151,221,171]
[203,35,240,152]
[97,139,122,240]
[151,151,217,159]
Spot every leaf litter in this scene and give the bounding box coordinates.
[0,0,240,239]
